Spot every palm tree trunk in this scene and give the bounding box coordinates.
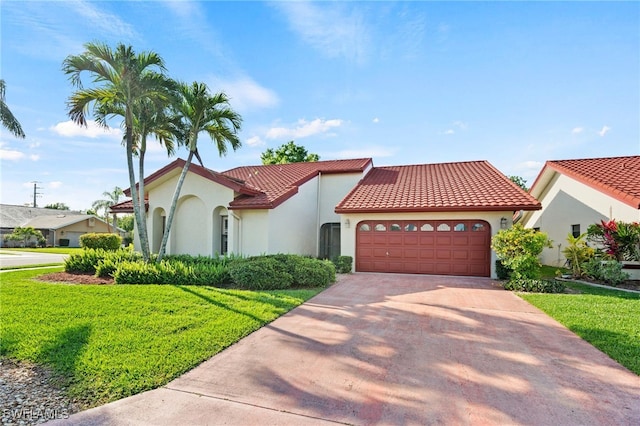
[138,139,149,252]
[156,151,194,262]
[126,121,150,261]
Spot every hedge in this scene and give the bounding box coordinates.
[79,233,122,250]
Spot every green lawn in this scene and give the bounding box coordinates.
[0,263,64,271]
[520,282,640,375]
[1,268,323,407]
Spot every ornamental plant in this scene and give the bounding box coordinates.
[491,224,552,280]
[562,233,595,277]
[587,220,640,261]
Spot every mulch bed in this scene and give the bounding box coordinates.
[36,272,114,285]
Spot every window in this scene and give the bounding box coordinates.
[472,223,485,232]
[404,223,417,232]
[221,216,228,255]
[359,223,371,231]
[571,224,580,238]
[437,223,451,231]
[454,223,467,232]
[390,223,401,231]
[420,223,434,231]
[375,223,387,231]
[319,223,341,259]
[533,227,540,232]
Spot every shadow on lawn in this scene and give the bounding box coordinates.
[38,324,91,377]
[175,285,267,323]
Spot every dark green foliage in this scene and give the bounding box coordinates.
[94,250,144,278]
[503,278,566,293]
[80,233,122,250]
[228,257,294,290]
[332,256,353,273]
[495,259,512,280]
[582,258,630,286]
[65,248,106,274]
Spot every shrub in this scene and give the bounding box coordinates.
[229,257,293,290]
[495,259,512,280]
[503,278,565,293]
[491,224,552,280]
[587,220,640,261]
[80,233,122,250]
[582,257,630,286]
[562,233,595,277]
[332,256,353,274]
[290,257,334,287]
[65,248,106,274]
[94,249,143,278]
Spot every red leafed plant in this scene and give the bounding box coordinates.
[587,219,640,261]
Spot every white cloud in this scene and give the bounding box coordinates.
[209,76,279,112]
[266,118,343,140]
[598,125,611,137]
[443,129,455,135]
[453,120,468,130]
[372,118,379,123]
[246,136,265,147]
[73,0,137,39]
[51,120,122,139]
[273,2,370,64]
[571,127,584,134]
[29,154,40,161]
[49,181,63,189]
[0,147,25,161]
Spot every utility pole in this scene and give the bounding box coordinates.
[31,181,43,207]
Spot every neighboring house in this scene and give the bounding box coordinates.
[0,204,119,247]
[114,158,541,278]
[520,155,640,266]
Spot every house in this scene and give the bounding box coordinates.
[520,155,640,266]
[114,158,541,278]
[0,204,118,247]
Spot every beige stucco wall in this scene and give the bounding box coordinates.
[522,174,639,266]
[143,170,236,256]
[318,172,367,226]
[236,209,269,256]
[339,211,514,278]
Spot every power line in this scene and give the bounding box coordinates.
[31,181,43,208]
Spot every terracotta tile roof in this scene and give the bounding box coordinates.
[224,158,373,209]
[539,156,640,209]
[335,160,541,213]
[122,158,372,211]
[110,199,147,214]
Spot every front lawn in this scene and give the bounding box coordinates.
[520,282,640,375]
[0,268,322,407]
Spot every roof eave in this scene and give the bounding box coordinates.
[335,204,542,214]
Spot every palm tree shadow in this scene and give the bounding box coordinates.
[38,324,92,379]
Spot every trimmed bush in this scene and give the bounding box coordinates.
[80,233,122,250]
[95,249,143,278]
[65,248,106,274]
[290,257,333,287]
[495,259,512,280]
[228,257,293,290]
[332,256,353,274]
[503,278,565,293]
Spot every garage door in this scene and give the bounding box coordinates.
[356,220,491,277]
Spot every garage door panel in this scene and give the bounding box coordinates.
[356,219,490,277]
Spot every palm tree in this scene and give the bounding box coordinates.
[0,79,26,138]
[92,187,125,232]
[63,42,174,261]
[156,82,242,262]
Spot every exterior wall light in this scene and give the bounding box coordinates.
[500,217,508,229]
[344,219,350,228]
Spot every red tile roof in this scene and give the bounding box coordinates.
[121,158,372,211]
[224,158,373,209]
[534,155,640,209]
[335,160,541,213]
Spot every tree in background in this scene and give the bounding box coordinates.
[0,79,25,139]
[44,202,70,210]
[92,187,124,233]
[5,227,45,248]
[64,42,174,262]
[261,141,319,165]
[508,175,528,191]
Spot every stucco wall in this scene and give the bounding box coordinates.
[144,170,235,256]
[340,211,513,278]
[237,209,269,256]
[522,174,639,266]
[318,172,366,225]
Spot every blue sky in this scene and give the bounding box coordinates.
[1,1,638,211]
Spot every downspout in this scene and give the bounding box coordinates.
[230,211,242,254]
[316,172,322,257]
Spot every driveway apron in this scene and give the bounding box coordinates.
[56,273,639,425]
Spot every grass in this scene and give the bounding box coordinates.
[520,281,640,375]
[0,268,323,407]
[0,263,64,271]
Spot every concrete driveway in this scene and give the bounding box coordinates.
[55,273,638,425]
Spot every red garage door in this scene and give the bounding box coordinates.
[356,220,491,277]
